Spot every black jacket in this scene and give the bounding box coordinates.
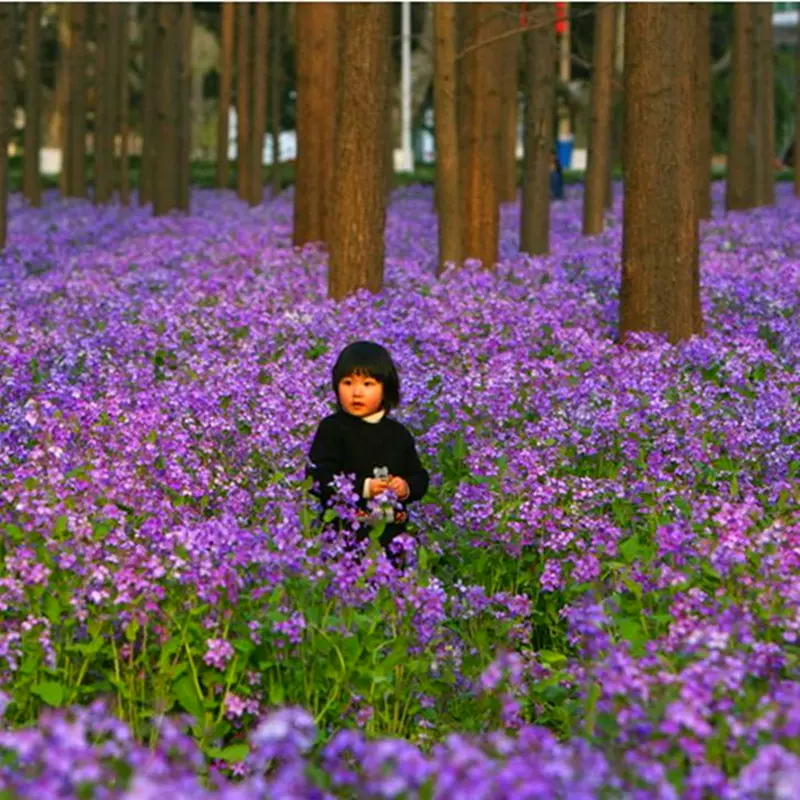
[306,411,429,545]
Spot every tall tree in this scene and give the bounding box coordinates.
[294,2,340,246]
[520,3,555,256]
[61,3,87,198]
[249,3,269,206]
[498,8,519,203]
[0,3,12,248]
[153,3,179,215]
[236,3,252,202]
[582,4,614,236]
[328,3,390,299]
[94,3,114,204]
[606,3,625,210]
[433,2,461,274]
[461,3,504,268]
[119,4,131,206]
[752,4,775,206]
[695,4,712,220]
[140,4,157,204]
[620,4,701,343]
[217,2,235,189]
[176,2,192,211]
[796,10,800,198]
[270,2,283,198]
[23,3,42,207]
[107,4,122,195]
[726,4,754,211]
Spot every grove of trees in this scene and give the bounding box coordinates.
[0,2,798,344]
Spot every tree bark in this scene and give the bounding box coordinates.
[58,9,71,196]
[606,3,624,210]
[328,3,390,299]
[94,4,113,204]
[695,3,712,220]
[236,3,251,202]
[154,3,178,215]
[249,2,269,206]
[66,3,87,198]
[796,10,800,197]
[433,2,461,274]
[217,2,235,189]
[520,3,555,256]
[620,4,701,343]
[119,4,131,206]
[582,3,614,236]
[461,3,504,268]
[726,4,754,211]
[176,2,192,211]
[23,3,42,207]
[270,2,283,198]
[755,4,775,206]
[108,4,121,194]
[0,3,12,248]
[140,4,157,205]
[294,2,339,246]
[498,7,519,203]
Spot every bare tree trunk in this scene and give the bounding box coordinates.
[796,11,800,197]
[108,4,121,194]
[695,3,712,220]
[249,3,268,206]
[139,3,158,205]
[606,3,624,210]
[58,10,71,196]
[94,4,113,204]
[67,3,87,198]
[0,3,12,248]
[461,3,504,268]
[620,4,701,343]
[498,7,519,203]
[23,3,42,207]
[520,3,555,256]
[433,2,461,274]
[583,4,614,236]
[217,2,235,189]
[294,2,339,246]
[751,4,767,207]
[236,3,251,202]
[119,4,131,206]
[328,3,390,299]
[270,2,283,198]
[759,4,775,205]
[176,2,192,211]
[154,3,178,215]
[726,4,754,211]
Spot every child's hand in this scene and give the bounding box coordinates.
[387,476,410,500]
[368,478,390,498]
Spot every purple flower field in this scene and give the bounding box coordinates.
[0,183,798,798]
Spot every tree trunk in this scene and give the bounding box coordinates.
[58,9,71,196]
[695,3,712,220]
[217,2,235,189]
[498,7,519,203]
[582,4,614,236]
[23,3,42,207]
[140,4,157,205]
[796,11,800,198]
[461,3,504,268]
[328,3,390,299]
[119,4,131,206]
[154,3,178,215]
[66,3,87,198]
[520,3,555,256]
[0,3,12,248]
[433,2,461,274]
[756,4,775,206]
[751,3,767,207]
[94,4,113,204]
[249,3,268,206]
[620,4,701,343]
[726,4,754,211]
[294,2,339,246]
[176,2,192,211]
[108,4,122,195]
[270,2,283,198]
[236,3,251,202]
[606,3,624,210]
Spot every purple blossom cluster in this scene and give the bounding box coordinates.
[0,182,798,796]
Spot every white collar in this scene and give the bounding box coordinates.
[362,410,386,424]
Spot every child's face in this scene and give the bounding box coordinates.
[338,372,384,418]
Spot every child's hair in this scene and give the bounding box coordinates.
[332,341,400,410]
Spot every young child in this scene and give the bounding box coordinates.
[306,341,429,560]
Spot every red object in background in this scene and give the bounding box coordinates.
[520,2,527,28]
[555,1,568,35]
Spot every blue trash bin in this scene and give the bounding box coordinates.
[556,135,575,170]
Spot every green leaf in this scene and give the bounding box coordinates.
[44,594,61,624]
[537,650,567,667]
[206,743,249,763]
[31,681,64,707]
[4,524,24,544]
[125,620,140,643]
[173,675,204,723]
